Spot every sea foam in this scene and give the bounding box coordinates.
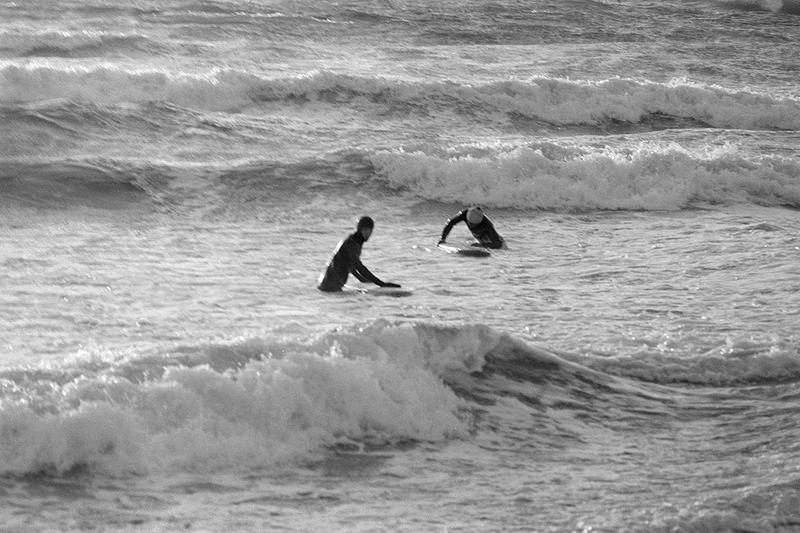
[2,322,798,477]
[370,142,800,210]
[0,322,488,476]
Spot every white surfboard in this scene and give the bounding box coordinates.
[437,243,491,257]
[344,286,414,297]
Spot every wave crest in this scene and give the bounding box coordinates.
[586,340,800,386]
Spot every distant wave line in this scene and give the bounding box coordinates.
[2,66,799,130]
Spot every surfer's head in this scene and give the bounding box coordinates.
[466,206,484,225]
[357,215,374,240]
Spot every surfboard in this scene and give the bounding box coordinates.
[365,286,414,297]
[344,286,415,297]
[437,243,491,257]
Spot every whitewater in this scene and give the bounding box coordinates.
[1,1,800,531]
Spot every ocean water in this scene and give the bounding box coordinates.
[2,0,800,531]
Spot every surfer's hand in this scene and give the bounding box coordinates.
[381,282,401,288]
[437,239,445,245]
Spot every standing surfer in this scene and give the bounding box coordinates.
[318,216,401,292]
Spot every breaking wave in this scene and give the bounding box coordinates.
[371,142,800,210]
[1,321,797,477]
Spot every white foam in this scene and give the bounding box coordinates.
[0,402,144,476]
[2,322,797,476]
[371,142,800,210]
[0,63,259,111]
[0,322,491,475]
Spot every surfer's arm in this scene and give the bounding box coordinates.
[351,265,369,282]
[439,210,468,243]
[352,261,385,286]
[352,260,400,288]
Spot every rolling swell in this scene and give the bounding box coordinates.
[3,66,799,132]
[0,30,165,58]
[0,151,378,212]
[582,340,800,386]
[717,0,800,15]
[0,160,170,210]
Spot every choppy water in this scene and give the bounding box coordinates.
[2,1,800,531]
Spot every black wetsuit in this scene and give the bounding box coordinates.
[317,231,387,292]
[440,209,504,249]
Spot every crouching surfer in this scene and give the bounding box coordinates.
[438,206,504,249]
[317,216,401,292]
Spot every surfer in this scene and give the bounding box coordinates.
[317,216,401,292]
[438,206,504,249]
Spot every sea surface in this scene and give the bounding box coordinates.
[2,1,800,531]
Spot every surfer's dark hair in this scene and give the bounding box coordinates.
[357,216,374,229]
